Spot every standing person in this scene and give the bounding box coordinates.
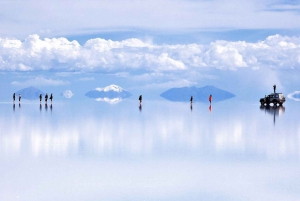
[139,95,142,105]
[45,93,48,104]
[18,94,21,102]
[209,94,212,104]
[273,84,276,93]
[13,93,15,103]
[39,94,42,103]
[50,93,53,103]
[190,96,193,104]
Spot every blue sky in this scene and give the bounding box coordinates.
[1,0,300,101]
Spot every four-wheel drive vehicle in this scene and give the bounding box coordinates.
[260,93,286,106]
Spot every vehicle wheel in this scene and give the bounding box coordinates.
[273,100,277,106]
[260,101,264,105]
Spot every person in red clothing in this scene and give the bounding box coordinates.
[209,94,212,104]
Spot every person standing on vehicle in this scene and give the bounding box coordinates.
[273,84,276,93]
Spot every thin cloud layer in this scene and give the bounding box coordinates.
[11,76,69,86]
[1,34,300,74]
[1,0,300,37]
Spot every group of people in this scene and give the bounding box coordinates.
[13,93,53,104]
[39,93,53,104]
[12,93,21,103]
[190,94,213,105]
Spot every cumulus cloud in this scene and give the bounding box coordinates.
[11,76,69,86]
[1,34,300,74]
[287,91,300,101]
[62,90,74,99]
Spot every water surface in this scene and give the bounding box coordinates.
[1,100,300,201]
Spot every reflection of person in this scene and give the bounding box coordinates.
[13,93,15,102]
[273,84,276,93]
[139,95,142,105]
[18,94,21,102]
[45,93,48,104]
[39,94,42,102]
[209,94,212,104]
[50,93,53,103]
[209,105,212,113]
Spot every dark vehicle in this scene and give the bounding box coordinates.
[260,93,285,106]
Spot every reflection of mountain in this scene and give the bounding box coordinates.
[15,86,45,100]
[85,84,132,101]
[95,97,123,104]
[160,85,235,102]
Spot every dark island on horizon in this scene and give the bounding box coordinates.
[160,85,235,102]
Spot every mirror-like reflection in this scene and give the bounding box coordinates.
[0,101,300,201]
[260,105,285,125]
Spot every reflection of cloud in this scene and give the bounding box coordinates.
[11,76,69,86]
[95,97,123,104]
[62,90,74,98]
[288,91,300,101]
[0,102,299,159]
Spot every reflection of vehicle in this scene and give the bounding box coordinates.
[260,93,286,106]
[260,105,285,125]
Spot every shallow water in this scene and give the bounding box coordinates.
[0,100,300,201]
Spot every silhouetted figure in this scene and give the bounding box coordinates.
[39,103,42,111]
[45,93,48,104]
[18,94,21,102]
[190,96,193,104]
[45,103,48,111]
[50,93,53,103]
[209,94,212,104]
[139,95,142,105]
[13,103,15,111]
[39,94,42,103]
[273,84,276,93]
[13,93,15,103]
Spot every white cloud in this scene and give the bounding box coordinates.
[62,90,74,99]
[287,91,300,101]
[11,76,69,86]
[1,34,300,74]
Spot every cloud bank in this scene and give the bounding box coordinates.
[1,34,300,74]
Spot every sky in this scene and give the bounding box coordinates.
[1,0,300,101]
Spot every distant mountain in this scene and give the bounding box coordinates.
[85,84,132,100]
[160,85,235,102]
[15,86,45,100]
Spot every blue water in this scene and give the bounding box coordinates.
[0,100,300,201]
